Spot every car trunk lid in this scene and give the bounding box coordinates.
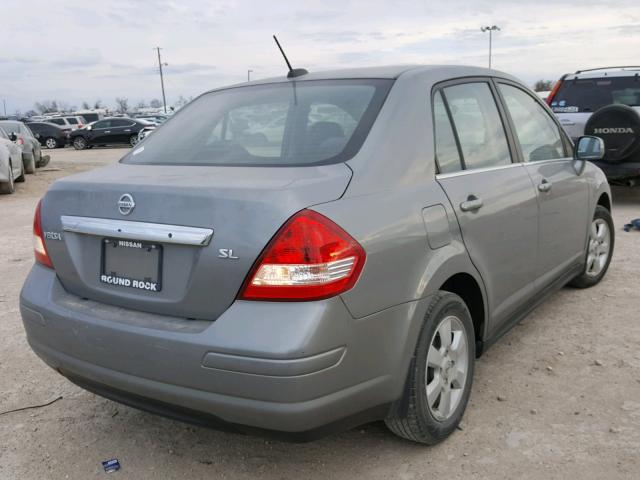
[41,162,352,320]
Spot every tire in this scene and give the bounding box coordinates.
[569,206,614,288]
[129,134,139,147]
[0,164,15,194]
[584,105,640,164]
[73,137,87,150]
[385,292,475,444]
[23,152,36,174]
[44,137,58,149]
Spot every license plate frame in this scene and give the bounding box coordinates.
[100,238,163,292]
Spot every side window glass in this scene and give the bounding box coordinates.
[433,91,462,173]
[499,84,565,161]
[443,83,512,170]
[94,120,110,129]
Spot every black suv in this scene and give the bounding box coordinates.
[27,122,69,149]
[70,118,152,150]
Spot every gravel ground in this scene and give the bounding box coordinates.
[1,148,639,480]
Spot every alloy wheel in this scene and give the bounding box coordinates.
[45,138,57,149]
[426,315,469,421]
[586,218,611,277]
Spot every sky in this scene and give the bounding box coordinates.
[1,0,639,114]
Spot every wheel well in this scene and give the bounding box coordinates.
[440,273,485,353]
[597,193,611,212]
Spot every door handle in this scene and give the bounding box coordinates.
[104,130,111,133]
[538,179,552,192]
[460,195,483,212]
[124,129,131,132]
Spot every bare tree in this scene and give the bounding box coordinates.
[81,101,90,109]
[136,100,147,109]
[94,99,102,109]
[534,80,554,92]
[115,97,129,113]
[149,98,162,109]
[173,95,189,109]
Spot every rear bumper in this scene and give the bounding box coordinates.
[20,264,428,436]
[590,160,640,181]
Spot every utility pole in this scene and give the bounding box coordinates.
[155,47,168,113]
[2,99,6,116]
[247,69,253,82]
[480,25,500,69]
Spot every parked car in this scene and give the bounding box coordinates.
[0,120,43,172]
[70,118,151,149]
[0,126,25,194]
[548,66,640,185]
[27,122,69,149]
[21,65,613,445]
[44,116,87,131]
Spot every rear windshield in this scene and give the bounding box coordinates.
[122,79,392,167]
[66,117,78,124]
[551,76,640,113]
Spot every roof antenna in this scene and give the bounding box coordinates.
[273,35,308,78]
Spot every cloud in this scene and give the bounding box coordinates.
[1,0,639,112]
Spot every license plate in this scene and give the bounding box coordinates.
[100,238,162,292]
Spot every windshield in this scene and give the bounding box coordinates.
[551,76,640,113]
[122,79,392,167]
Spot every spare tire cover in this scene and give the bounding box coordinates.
[584,104,640,164]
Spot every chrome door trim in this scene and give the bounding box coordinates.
[435,162,523,180]
[61,216,213,246]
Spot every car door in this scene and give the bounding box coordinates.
[111,119,134,143]
[434,80,540,332]
[496,81,589,288]
[89,120,112,145]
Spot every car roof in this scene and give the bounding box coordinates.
[203,65,519,93]
[564,66,640,80]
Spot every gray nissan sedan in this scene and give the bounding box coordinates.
[21,65,614,444]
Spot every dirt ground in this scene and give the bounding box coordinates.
[0,147,639,480]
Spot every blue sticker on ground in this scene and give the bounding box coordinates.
[102,459,121,473]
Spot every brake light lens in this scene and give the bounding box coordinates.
[33,200,53,268]
[17,137,24,145]
[546,77,564,105]
[239,210,366,301]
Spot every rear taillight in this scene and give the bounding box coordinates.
[17,137,24,145]
[546,75,565,105]
[239,210,366,301]
[33,200,53,268]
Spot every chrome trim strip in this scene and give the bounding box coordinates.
[435,162,523,179]
[61,216,213,246]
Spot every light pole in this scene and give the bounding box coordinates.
[480,25,500,69]
[155,47,168,113]
[247,69,253,82]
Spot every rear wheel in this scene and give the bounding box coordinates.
[73,137,87,150]
[569,206,614,288]
[45,137,58,149]
[23,152,36,174]
[129,134,139,147]
[0,165,15,194]
[385,292,475,444]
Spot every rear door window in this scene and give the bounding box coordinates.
[433,91,462,173]
[442,82,512,170]
[49,118,64,125]
[66,117,78,124]
[499,84,566,161]
[123,79,393,166]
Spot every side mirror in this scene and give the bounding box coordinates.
[35,133,41,139]
[575,135,605,161]
[9,132,17,142]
